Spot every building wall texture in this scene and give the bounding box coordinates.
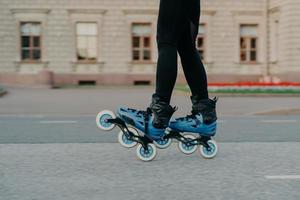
[0,0,299,86]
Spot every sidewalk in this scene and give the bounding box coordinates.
[1,143,299,200]
[1,86,300,116]
[1,86,299,200]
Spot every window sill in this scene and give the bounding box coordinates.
[239,62,260,65]
[72,61,105,65]
[15,61,49,65]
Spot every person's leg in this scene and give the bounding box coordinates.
[176,0,217,124]
[177,0,208,100]
[154,0,186,104]
[150,0,186,129]
[154,44,178,104]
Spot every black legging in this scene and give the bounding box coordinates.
[155,0,208,104]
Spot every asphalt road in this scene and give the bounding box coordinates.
[0,115,300,143]
[1,143,300,200]
[0,86,299,200]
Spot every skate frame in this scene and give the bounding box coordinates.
[106,117,153,151]
[164,129,212,151]
[106,118,212,151]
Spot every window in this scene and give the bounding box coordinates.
[20,22,42,62]
[132,23,152,62]
[196,24,205,60]
[76,22,98,61]
[240,25,258,63]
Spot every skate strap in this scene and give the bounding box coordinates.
[213,96,218,102]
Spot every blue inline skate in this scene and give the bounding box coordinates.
[164,96,218,159]
[96,94,176,162]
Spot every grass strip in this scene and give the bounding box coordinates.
[175,85,300,94]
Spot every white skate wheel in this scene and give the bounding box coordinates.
[136,143,157,162]
[118,126,139,148]
[96,110,116,131]
[178,134,197,155]
[199,140,218,159]
[154,137,172,149]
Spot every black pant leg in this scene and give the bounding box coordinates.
[177,0,209,100]
[154,0,186,103]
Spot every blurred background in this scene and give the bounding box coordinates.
[0,1,299,200]
[0,0,300,87]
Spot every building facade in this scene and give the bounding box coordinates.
[0,0,299,86]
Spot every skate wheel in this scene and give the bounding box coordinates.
[118,126,139,148]
[136,143,157,162]
[199,140,218,159]
[96,110,116,131]
[178,134,197,155]
[154,137,172,149]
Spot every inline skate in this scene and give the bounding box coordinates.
[165,96,218,159]
[96,95,218,161]
[96,94,176,162]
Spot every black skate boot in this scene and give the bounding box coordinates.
[191,95,218,124]
[169,95,217,137]
[149,93,177,129]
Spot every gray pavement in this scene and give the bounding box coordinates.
[1,86,300,116]
[1,143,300,200]
[0,86,300,200]
[1,86,300,144]
[0,115,300,143]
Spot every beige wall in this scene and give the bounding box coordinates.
[0,0,299,86]
[269,0,300,76]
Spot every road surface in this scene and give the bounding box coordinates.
[0,86,299,200]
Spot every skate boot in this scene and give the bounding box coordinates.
[169,96,218,137]
[149,93,177,130]
[116,94,177,148]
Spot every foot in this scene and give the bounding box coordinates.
[169,96,218,136]
[149,93,177,129]
[117,100,176,141]
[191,96,217,124]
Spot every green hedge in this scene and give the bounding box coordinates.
[175,85,300,94]
[208,89,300,94]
